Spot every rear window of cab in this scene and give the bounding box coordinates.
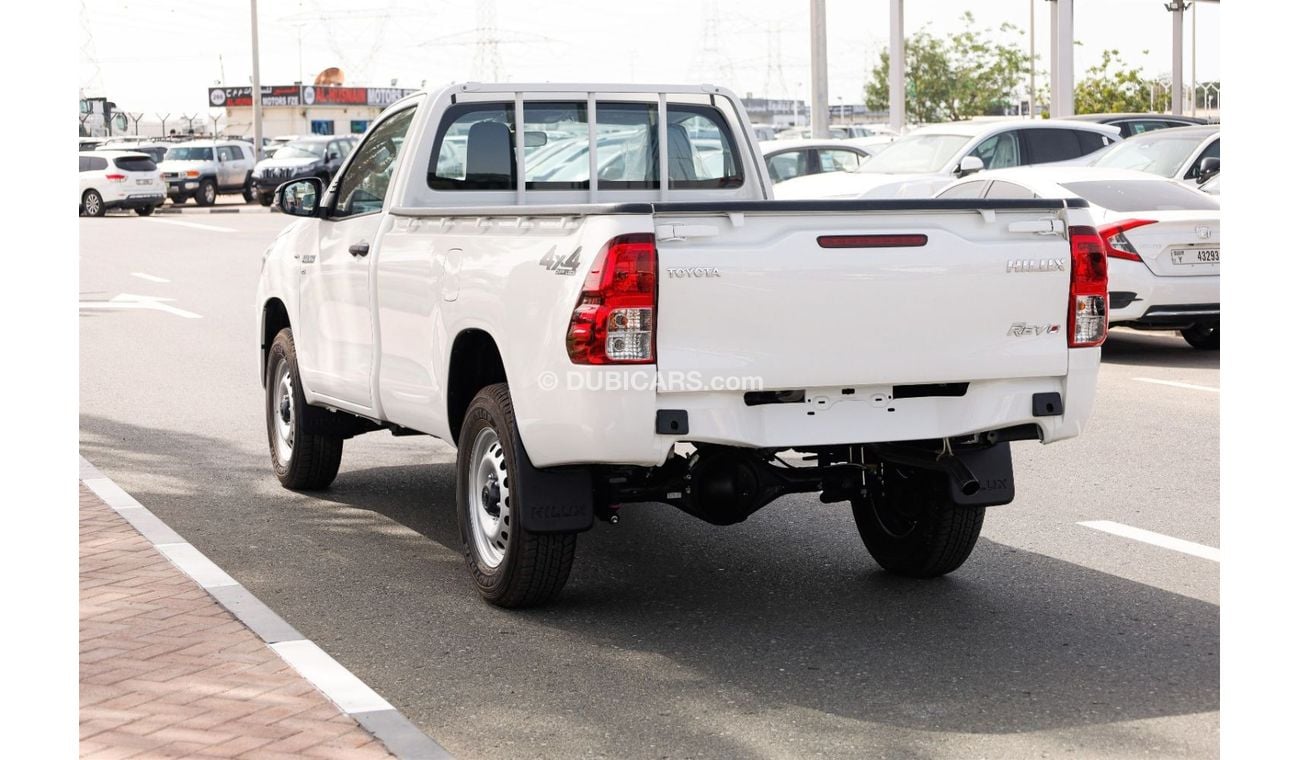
[427,101,744,191]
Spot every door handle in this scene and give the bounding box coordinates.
[348,241,370,257]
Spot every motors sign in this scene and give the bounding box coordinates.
[208,85,303,108]
[211,85,419,109]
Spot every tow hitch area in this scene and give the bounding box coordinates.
[598,439,1019,524]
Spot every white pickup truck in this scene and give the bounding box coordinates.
[256,83,1108,608]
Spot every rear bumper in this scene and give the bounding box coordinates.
[518,350,1101,468]
[104,193,165,210]
[1108,259,1219,325]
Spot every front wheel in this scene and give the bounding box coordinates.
[1181,323,1219,350]
[195,179,217,206]
[851,467,984,578]
[265,328,343,490]
[456,383,576,608]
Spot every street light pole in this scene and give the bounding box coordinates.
[1028,0,1036,118]
[809,0,829,139]
[250,0,264,157]
[888,0,904,132]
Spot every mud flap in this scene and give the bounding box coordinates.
[951,442,1015,507]
[511,429,594,533]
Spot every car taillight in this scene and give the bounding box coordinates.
[566,233,657,364]
[1068,226,1108,348]
[1097,218,1157,262]
[104,173,126,182]
[185,170,201,178]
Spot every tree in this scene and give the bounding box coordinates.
[865,12,1030,124]
[1074,49,1170,114]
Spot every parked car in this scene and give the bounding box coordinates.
[78,150,166,217]
[1066,112,1208,138]
[776,119,1120,199]
[749,123,780,142]
[98,139,171,163]
[761,138,875,183]
[157,139,257,205]
[79,137,109,151]
[936,166,1219,349]
[1084,125,1220,187]
[249,135,357,206]
[257,82,1106,607]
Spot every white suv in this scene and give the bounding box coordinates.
[78,151,166,217]
[157,140,257,205]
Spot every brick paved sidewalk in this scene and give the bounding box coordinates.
[80,485,394,759]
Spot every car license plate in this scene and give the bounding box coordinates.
[1171,248,1218,265]
[136,179,152,185]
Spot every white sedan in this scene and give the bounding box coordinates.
[935,166,1220,350]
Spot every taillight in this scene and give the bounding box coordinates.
[1068,226,1108,348]
[566,234,657,364]
[1097,219,1157,262]
[104,173,126,182]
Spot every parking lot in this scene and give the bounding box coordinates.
[79,210,1218,758]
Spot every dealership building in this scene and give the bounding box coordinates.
[208,84,419,139]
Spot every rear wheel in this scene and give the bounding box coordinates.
[851,467,984,578]
[195,179,217,206]
[82,189,105,217]
[456,383,577,608]
[258,193,274,207]
[242,177,255,203]
[1181,323,1219,350]
[264,328,343,490]
[134,206,155,217]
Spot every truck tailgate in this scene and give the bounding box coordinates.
[653,202,1075,391]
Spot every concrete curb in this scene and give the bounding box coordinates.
[79,455,452,760]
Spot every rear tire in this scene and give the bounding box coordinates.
[265,328,343,490]
[258,193,274,207]
[242,177,255,203]
[171,195,187,206]
[195,179,217,206]
[456,383,576,608]
[1181,323,1219,350]
[134,206,155,217]
[82,189,105,217]
[851,467,984,578]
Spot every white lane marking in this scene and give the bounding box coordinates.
[155,543,240,589]
[131,272,170,283]
[78,293,202,319]
[1133,377,1220,393]
[271,640,395,714]
[1079,520,1220,562]
[145,217,237,233]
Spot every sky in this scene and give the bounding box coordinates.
[79,0,1221,118]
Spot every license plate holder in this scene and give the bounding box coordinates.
[1171,248,1218,265]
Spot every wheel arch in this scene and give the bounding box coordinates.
[261,298,291,386]
[446,328,508,444]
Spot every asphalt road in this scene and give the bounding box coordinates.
[80,212,1219,759]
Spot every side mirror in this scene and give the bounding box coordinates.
[1197,156,1220,181]
[275,177,323,217]
[956,155,985,177]
[327,150,340,161]
[524,130,548,148]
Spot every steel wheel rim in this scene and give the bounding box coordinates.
[203,184,215,204]
[272,357,294,463]
[85,193,100,215]
[468,427,510,569]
